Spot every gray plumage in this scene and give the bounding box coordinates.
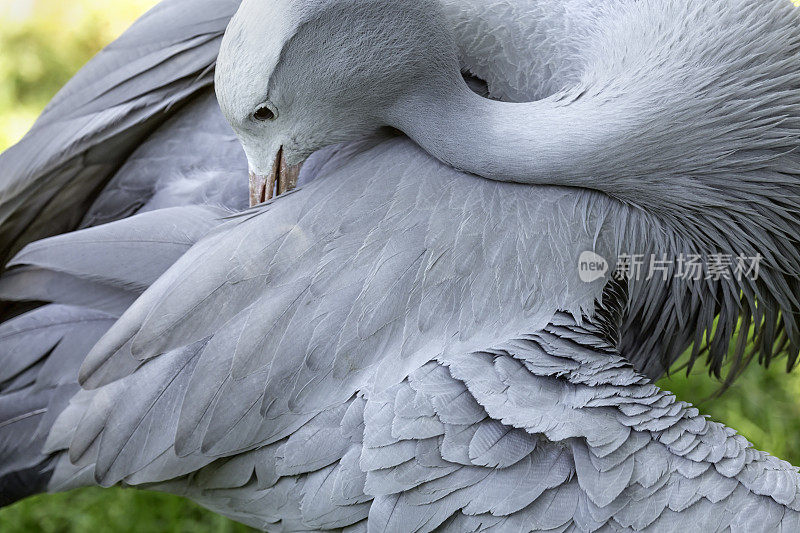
[0,0,241,265]
[41,139,800,530]
[2,0,800,531]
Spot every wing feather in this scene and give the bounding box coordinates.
[0,0,241,264]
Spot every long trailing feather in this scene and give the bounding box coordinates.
[0,305,115,505]
[0,0,241,266]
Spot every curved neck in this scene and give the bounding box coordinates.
[390,81,633,195]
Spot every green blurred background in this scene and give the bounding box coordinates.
[0,1,798,531]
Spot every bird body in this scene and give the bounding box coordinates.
[1,0,591,508]
[31,138,800,531]
[2,0,800,531]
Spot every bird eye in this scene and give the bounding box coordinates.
[253,104,276,121]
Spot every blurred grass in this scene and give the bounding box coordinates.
[660,353,800,464]
[0,0,162,150]
[1,0,799,531]
[0,488,253,533]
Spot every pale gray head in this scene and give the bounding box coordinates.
[215,0,462,204]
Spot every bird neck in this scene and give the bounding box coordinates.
[391,81,645,206]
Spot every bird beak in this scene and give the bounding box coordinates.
[248,146,302,206]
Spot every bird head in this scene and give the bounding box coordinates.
[215,0,461,205]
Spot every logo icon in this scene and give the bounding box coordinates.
[578,251,608,283]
